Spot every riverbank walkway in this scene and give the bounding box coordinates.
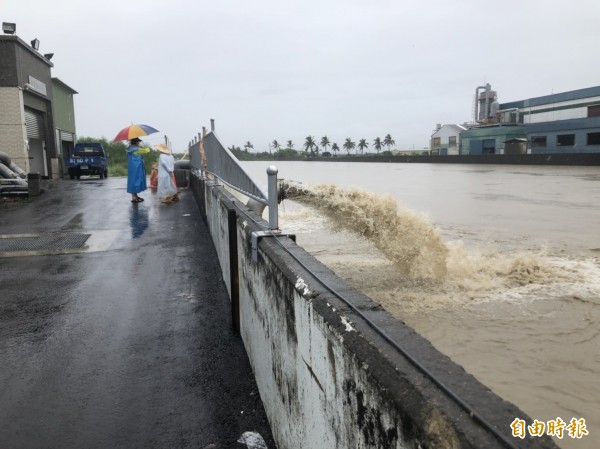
[0,177,275,448]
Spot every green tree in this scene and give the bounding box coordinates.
[373,137,383,155]
[229,145,254,160]
[286,140,294,150]
[343,138,355,155]
[304,136,318,155]
[320,136,331,154]
[244,141,253,152]
[275,147,299,159]
[271,140,280,154]
[358,138,369,155]
[331,143,340,156]
[383,134,395,153]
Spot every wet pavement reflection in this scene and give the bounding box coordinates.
[0,177,275,448]
[129,203,149,238]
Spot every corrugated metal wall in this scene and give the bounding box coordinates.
[52,82,76,132]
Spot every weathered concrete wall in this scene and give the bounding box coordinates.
[203,179,233,298]
[191,173,559,449]
[0,87,28,171]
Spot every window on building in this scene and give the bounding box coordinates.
[432,137,441,147]
[531,136,547,147]
[449,136,457,146]
[556,134,575,146]
[482,139,495,154]
[588,105,600,117]
[587,132,600,145]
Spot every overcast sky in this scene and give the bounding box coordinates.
[3,0,600,152]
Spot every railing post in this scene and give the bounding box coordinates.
[267,165,278,231]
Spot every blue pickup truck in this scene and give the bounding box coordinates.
[64,142,108,180]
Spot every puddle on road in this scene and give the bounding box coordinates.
[0,230,124,258]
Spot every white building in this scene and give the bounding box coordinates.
[430,124,466,155]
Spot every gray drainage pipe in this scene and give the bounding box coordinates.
[0,163,28,186]
[0,151,27,179]
[0,162,28,186]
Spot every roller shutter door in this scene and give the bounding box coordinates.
[25,109,44,139]
[60,130,74,141]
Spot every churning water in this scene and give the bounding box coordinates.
[243,161,600,449]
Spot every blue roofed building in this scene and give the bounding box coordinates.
[502,86,600,154]
[458,85,600,155]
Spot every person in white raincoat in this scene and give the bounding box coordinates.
[155,144,178,203]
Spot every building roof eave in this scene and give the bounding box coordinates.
[52,77,78,94]
[0,35,54,67]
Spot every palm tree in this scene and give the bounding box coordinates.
[286,140,294,150]
[343,138,355,155]
[331,143,339,156]
[373,137,383,155]
[304,136,318,155]
[320,136,331,154]
[383,134,395,153]
[272,140,280,152]
[244,141,253,152]
[358,138,369,155]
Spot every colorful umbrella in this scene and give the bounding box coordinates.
[113,124,159,142]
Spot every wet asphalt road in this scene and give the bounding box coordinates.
[0,177,275,449]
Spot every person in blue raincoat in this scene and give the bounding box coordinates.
[127,137,152,203]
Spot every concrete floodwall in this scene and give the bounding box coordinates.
[191,173,559,449]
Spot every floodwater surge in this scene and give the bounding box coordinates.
[281,181,562,300]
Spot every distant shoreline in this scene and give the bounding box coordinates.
[267,153,600,166]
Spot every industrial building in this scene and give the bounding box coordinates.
[464,84,600,155]
[501,85,600,154]
[431,84,600,156]
[0,22,77,179]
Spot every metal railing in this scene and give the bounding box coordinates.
[189,126,280,231]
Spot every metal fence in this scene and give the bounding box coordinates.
[190,131,267,204]
[189,129,280,230]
